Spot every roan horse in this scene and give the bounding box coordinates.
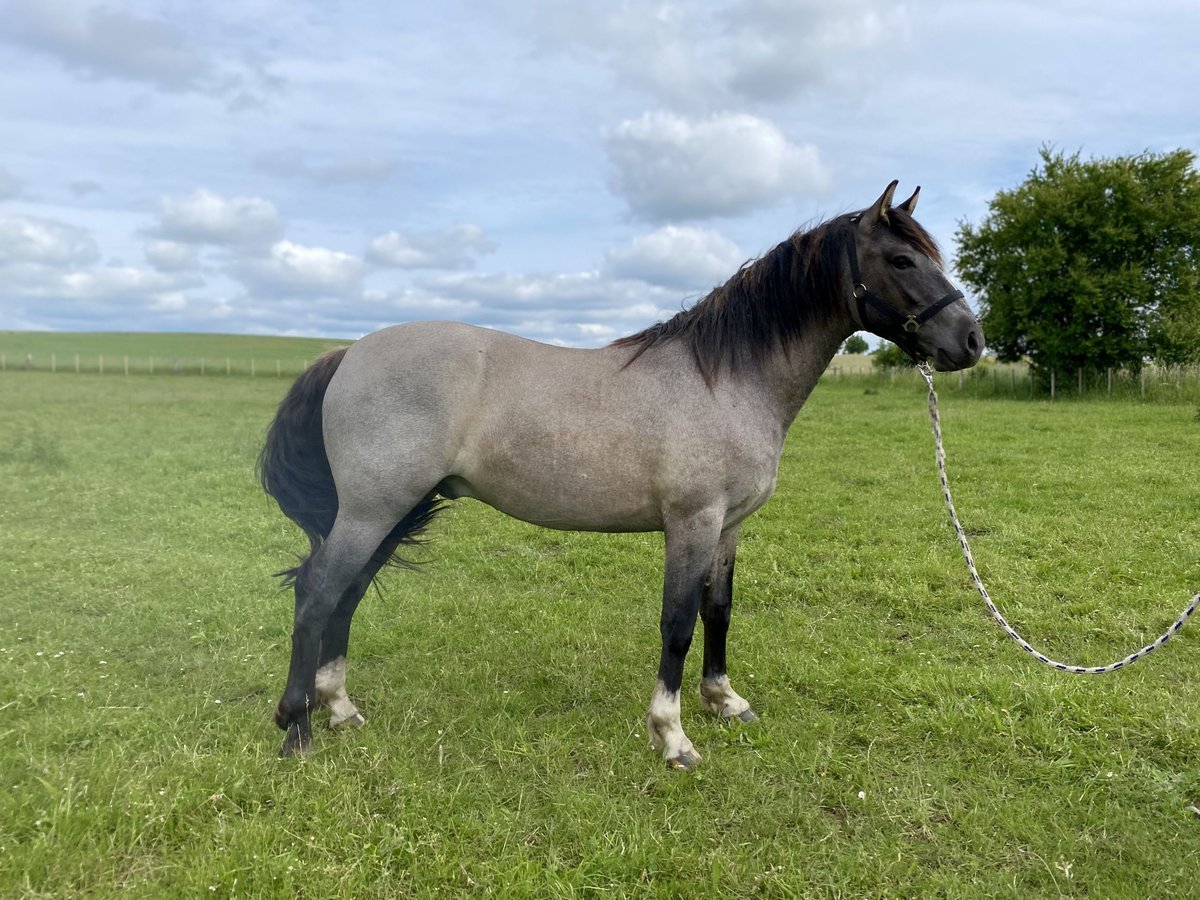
[259,181,984,768]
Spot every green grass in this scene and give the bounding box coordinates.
[0,332,350,377]
[1,356,1198,897]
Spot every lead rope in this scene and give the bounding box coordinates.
[916,361,1199,673]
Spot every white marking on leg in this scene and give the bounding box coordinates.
[699,674,752,718]
[646,681,698,763]
[315,656,363,727]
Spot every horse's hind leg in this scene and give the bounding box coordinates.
[698,528,756,723]
[276,516,396,757]
[315,575,372,729]
[314,528,410,729]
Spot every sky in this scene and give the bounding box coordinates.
[1,0,1197,347]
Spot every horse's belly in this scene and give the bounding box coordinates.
[441,471,663,533]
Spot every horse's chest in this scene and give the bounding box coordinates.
[712,433,781,523]
[725,467,779,523]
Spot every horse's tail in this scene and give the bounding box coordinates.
[258,346,445,588]
[258,348,348,585]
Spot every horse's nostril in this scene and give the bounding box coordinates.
[967,329,980,353]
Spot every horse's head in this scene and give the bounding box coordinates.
[846,181,983,371]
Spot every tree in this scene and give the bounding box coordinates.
[956,147,1200,382]
[871,341,914,370]
[841,334,869,354]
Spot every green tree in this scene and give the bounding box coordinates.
[841,334,869,354]
[956,147,1200,382]
[871,341,914,370]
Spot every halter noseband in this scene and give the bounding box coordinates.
[844,221,964,336]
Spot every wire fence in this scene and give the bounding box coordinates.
[0,352,313,378]
[5,349,1199,404]
[828,360,1200,404]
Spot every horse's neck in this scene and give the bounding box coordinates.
[757,312,855,430]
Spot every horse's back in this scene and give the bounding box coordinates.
[320,323,654,528]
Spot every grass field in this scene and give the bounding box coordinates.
[0,331,350,377]
[2,338,1199,896]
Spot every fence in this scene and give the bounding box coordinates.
[0,352,312,379]
[5,350,1199,404]
[826,361,1200,404]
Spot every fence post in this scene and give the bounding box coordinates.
[99,354,104,375]
[1140,369,1146,398]
[1107,368,1112,397]
[1,353,5,371]
[251,359,256,377]
[201,358,205,376]
[1078,368,1083,394]
[149,356,154,375]
[226,358,231,376]
[75,354,80,374]
[51,353,56,373]
[276,360,281,377]
[1050,369,1056,400]
[124,355,129,376]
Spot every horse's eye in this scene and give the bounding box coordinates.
[891,255,915,270]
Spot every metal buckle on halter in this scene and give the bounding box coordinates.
[903,315,921,333]
[852,283,868,300]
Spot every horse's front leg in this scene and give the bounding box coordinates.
[698,528,757,723]
[646,511,723,770]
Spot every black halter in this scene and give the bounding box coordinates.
[844,223,964,336]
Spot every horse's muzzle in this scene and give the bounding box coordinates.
[932,323,984,371]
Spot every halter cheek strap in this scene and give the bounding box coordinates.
[846,227,963,335]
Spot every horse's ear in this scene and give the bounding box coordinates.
[896,185,920,215]
[859,179,899,229]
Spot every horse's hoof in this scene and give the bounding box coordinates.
[727,708,758,724]
[330,712,366,729]
[667,751,701,771]
[279,724,312,758]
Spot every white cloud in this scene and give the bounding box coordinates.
[722,0,907,101]
[516,0,907,109]
[0,262,197,327]
[606,112,829,221]
[604,225,745,291]
[367,224,496,270]
[0,213,201,329]
[522,1,721,110]
[575,322,618,339]
[379,289,483,319]
[145,240,200,272]
[0,215,98,267]
[54,266,184,300]
[152,188,284,247]
[394,270,684,346]
[148,291,188,311]
[237,240,365,297]
[3,0,211,92]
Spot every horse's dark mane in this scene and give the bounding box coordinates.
[611,208,941,384]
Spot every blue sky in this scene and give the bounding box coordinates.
[1,0,1197,346]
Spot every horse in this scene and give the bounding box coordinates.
[258,181,984,768]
